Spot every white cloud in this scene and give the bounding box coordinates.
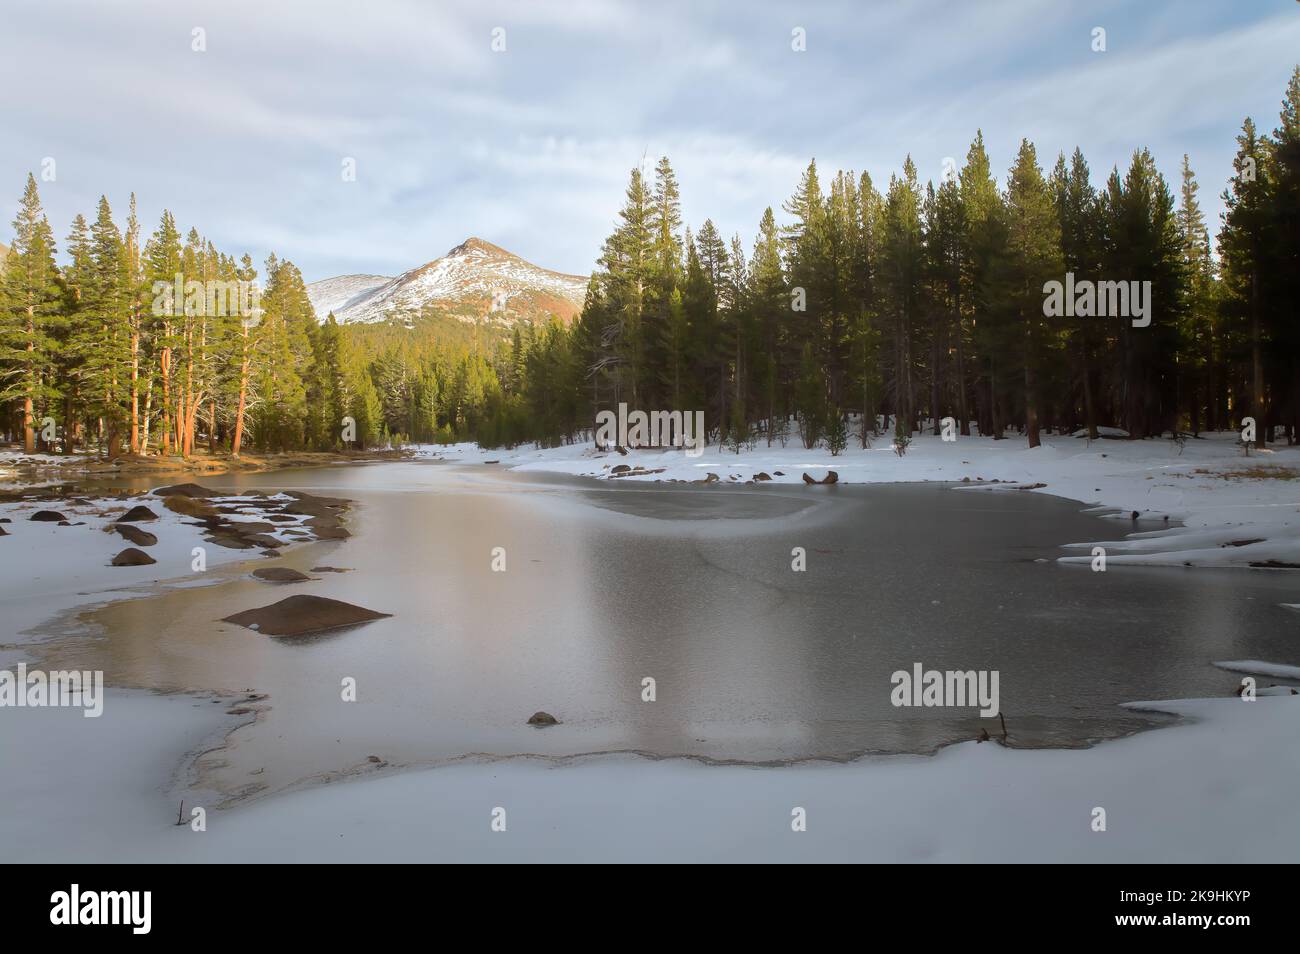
[1,0,1294,278]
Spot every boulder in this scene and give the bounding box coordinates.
[206,533,257,550]
[111,547,156,566]
[117,504,159,522]
[162,495,217,518]
[527,711,560,726]
[30,510,67,522]
[282,499,343,519]
[221,594,391,637]
[284,490,351,507]
[226,520,276,534]
[114,524,158,547]
[801,471,838,485]
[252,567,313,583]
[154,482,218,498]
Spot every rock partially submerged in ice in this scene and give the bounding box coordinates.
[113,524,158,547]
[251,567,313,583]
[30,509,67,522]
[222,595,391,637]
[162,495,218,518]
[117,505,159,522]
[154,482,218,498]
[111,547,157,566]
[527,711,560,726]
[802,471,838,485]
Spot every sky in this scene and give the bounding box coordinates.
[2,0,1298,283]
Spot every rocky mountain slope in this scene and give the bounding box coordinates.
[307,238,587,327]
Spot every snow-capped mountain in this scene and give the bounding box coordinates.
[307,273,391,320]
[307,238,588,326]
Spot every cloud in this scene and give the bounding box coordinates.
[0,0,1295,279]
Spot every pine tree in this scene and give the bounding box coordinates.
[1175,155,1216,434]
[83,196,130,454]
[144,210,182,454]
[749,207,786,443]
[1004,139,1062,448]
[1269,67,1300,441]
[0,174,61,452]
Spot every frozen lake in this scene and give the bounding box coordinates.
[37,459,1297,802]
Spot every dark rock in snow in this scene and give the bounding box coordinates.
[111,547,156,566]
[802,471,838,485]
[30,510,67,522]
[527,711,560,726]
[114,524,158,546]
[163,495,219,518]
[154,482,218,498]
[117,504,159,522]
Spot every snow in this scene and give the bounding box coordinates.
[5,687,1296,862]
[305,273,391,320]
[1213,660,1300,681]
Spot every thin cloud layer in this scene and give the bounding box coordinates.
[1,0,1297,280]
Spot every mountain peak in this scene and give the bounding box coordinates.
[449,236,511,258]
[307,239,587,328]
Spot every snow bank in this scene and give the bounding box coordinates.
[6,687,1294,862]
[1213,660,1300,681]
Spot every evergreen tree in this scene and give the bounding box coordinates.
[0,174,61,452]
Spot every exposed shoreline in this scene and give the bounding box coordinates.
[0,446,413,492]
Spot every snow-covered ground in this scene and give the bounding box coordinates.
[7,672,1297,862]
